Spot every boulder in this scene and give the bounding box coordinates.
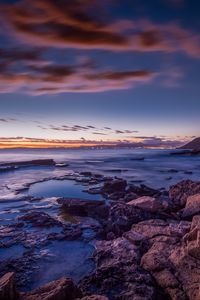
[101,179,127,194]
[127,196,162,212]
[0,160,55,167]
[104,202,156,238]
[131,219,190,240]
[21,277,82,300]
[183,215,200,259]
[0,272,18,300]
[182,193,200,218]
[136,217,200,300]
[80,237,159,299]
[57,198,107,218]
[169,180,200,208]
[80,172,92,177]
[104,202,168,238]
[127,184,160,197]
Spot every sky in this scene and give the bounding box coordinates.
[0,0,199,148]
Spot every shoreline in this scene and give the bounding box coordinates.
[0,158,200,299]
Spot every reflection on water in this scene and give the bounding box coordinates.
[27,179,103,199]
[25,240,95,291]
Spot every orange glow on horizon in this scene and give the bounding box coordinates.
[0,136,188,149]
[0,138,116,149]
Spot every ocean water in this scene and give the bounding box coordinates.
[0,148,199,192]
[25,240,95,291]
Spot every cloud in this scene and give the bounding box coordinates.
[0,117,18,122]
[86,70,152,81]
[0,0,128,51]
[115,129,139,134]
[1,0,200,58]
[0,136,187,149]
[38,123,139,135]
[0,48,41,63]
[117,137,185,148]
[0,53,155,94]
[0,0,199,95]
[92,132,108,135]
[104,127,112,130]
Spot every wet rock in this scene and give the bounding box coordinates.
[18,212,61,227]
[21,277,82,300]
[183,215,200,259]
[47,227,82,241]
[169,180,200,208]
[167,169,179,173]
[127,196,163,213]
[85,187,102,195]
[127,184,160,197]
[93,174,104,179]
[182,193,200,218]
[136,217,200,300]
[80,237,162,300]
[123,192,138,202]
[131,219,190,241]
[101,179,127,194]
[57,198,107,218]
[108,191,126,200]
[80,172,93,177]
[0,272,18,300]
[103,202,161,238]
[0,160,55,168]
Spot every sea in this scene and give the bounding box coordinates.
[0,148,200,193]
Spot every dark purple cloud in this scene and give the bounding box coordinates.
[1,0,200,57]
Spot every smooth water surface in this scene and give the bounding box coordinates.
[27,179,103,199]
[26,240,95,291]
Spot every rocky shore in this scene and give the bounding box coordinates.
[1,169,200,300]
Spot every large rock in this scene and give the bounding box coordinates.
[0,272,18,300]
[101,179,127,194]
[127,184,160,197]
[136,217,200,300]
[21,277,82,300]
[127,196,163,213]
[80,237,160,300]
[183,215,200,259]
[0,160,55,167]
[104,202,166,238]
[131,219,190,240]
[57,198,107,218]
[169,180,200,208]
[182,194,200,218]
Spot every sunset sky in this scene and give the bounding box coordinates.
[0,0,199,148]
